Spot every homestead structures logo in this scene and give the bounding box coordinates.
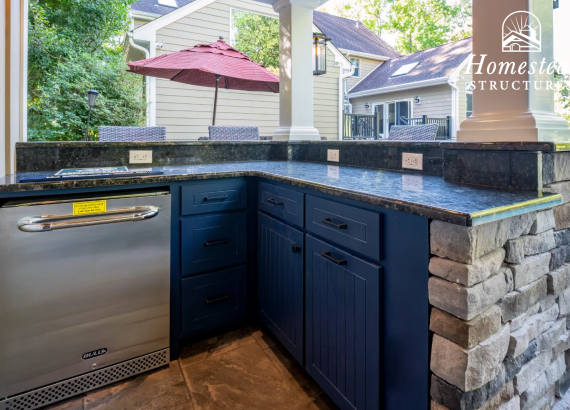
[502,11,541,52]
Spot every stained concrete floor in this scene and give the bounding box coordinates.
[40,323,338,410]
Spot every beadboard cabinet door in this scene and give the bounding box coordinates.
[258,212,304,364]
[305,235,381,410]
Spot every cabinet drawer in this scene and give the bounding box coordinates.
[258,181,304,228]
[181,212,247,275]
[181,180,247,215]
[182,266,247,334]
[306,195,381,261]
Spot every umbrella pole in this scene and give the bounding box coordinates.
[213,75,221,125]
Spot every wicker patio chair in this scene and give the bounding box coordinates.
[208,126,260,141]
[386,124,438,141]
[98,126,167,142]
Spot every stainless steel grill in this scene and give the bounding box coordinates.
[1,349,169,410]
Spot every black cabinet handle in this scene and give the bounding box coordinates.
[321,251,347,265]
[322,218,348,229]
[267,198,284,206]
[205,295,229,304]
[204,195,228,201]
[292,244,301,253]
[204,238,229,247]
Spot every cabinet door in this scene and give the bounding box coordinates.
[258,212,304,364]
[306,235,381,410]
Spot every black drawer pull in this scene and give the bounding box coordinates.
[321,251,347,265]
[204,195,228,201]
[267,198,284,206]
[205,295,229,304]
[292,244,301,253]
[322,218,347,229]
[204,239,229,247]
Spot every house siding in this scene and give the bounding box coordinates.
[133,18,149,29]
[346,57,382,91]
[150,0,340,140]
[349,83,452,118]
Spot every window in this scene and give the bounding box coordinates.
[466,83,474,117]
[391,62,420,77]
[231,9,279,74]
[350,58,361,77]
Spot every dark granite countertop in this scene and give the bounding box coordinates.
[0,161,561,226]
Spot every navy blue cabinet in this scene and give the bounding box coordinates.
[258,181,304,228]
[181,212,247,275]
[258,212,304,364]
[306,195,381,261]
[181,179,247,215]
[181,266,247,334]
[305,235,381,410]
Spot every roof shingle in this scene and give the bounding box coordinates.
[132,0,197,16]
[313,11,400,58]
[349,37,472,95]
[131,2,400,59]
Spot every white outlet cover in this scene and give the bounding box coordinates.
[327,149,340,162]
[402,153,423,170]
[129,150,153,164]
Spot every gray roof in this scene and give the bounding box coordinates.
[131,2,399,59]
[313,12,400,58]
[131,0,197,16]
[350,37,472,95]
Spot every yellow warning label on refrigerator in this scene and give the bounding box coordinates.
[73,200,107,215]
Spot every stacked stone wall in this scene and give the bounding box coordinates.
[429,209,570,409]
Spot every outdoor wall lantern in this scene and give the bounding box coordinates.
[414,96,421,105]
[313,33,331,76]
[84,89,99,141]
[364,103,371,110]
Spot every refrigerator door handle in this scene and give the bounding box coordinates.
[17,206,159,232]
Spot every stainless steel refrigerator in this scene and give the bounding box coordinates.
[0,190,171,409]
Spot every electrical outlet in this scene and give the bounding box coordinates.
[129,150,153,164]
[402,153,423,170]
[327,149,340,162]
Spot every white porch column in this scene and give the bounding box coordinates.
[457,0,570,142]
[272,0,322,140]
[0,0,27,177]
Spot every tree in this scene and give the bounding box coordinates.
[555,70,570,125]
[383,0,471,54]
[28,0,146,141]
[331,0,390,36]
[232,10,279,74]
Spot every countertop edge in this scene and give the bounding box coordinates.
[1,168,561,227]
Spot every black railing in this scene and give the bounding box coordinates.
[342,113,452,140]
[401,115,452,139]
[343,113,381,140]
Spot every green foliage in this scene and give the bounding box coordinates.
[555,70,570,124]
[232,10,279,73]
[325,0,472,54]
[332,0,390,36]
[28,0,146,141]
[383,0,471,54]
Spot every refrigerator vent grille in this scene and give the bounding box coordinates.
[1,349,168,410]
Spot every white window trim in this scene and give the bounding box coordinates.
[349,57,361,78]
[372,99,414,139]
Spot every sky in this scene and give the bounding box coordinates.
[321,0,570,65]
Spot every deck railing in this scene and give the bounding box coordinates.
[342,113,381,140]
[401,115,452,139]
[342,114,452,140]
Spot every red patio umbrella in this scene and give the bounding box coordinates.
[127,38,279,125]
